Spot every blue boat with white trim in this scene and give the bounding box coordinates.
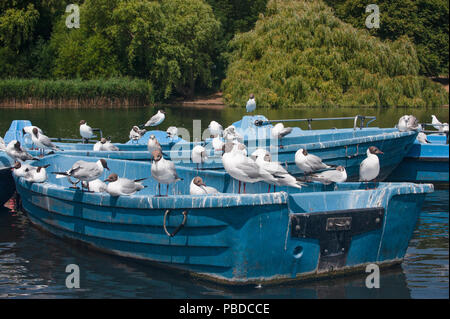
[0,153,15,206]
[387,133,449,183]
[13,154,433,285]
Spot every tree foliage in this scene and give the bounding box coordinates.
[222,0,448,107]
[324,0,449,76]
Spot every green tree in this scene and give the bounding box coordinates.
[324,0,449,76]
[222,0,448,107]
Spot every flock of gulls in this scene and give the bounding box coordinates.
[1,94,447,198]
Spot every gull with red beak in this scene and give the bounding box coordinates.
[359,146,383,182]
[104,173,146,196]
[151,149,182,196]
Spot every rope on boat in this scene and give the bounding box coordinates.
[163,210,188,237]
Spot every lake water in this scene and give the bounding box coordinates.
[0,106,448,299]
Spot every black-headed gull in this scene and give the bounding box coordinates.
[208,121,223,137]
[129,126,146,141]
[311,166,347,185]
[79,120,95,142]
[222,142,274,193]
[145,110,165,127]
[53,159,109,190]
[147,134,162,155]
[246,94,256,113]
[359,146,383,182]
[166,126,178,139]
[271,123,292,148]
[151,149,182,196]
[23,164,50,183]
[6,140,38,161]
[11,161,33,178]
[94,138,119,151]
[189,177,219,195]
[223,125,243,142]
[22,125,43,149]
[250,148,270,161]
[31,127,61,155]
[192,145,207,171]
[431,115,449,133]
[398,115,419,132]
[417,132,430,144]
[295,148,333,175]
[253,152,305,191]
[104,173,146,196]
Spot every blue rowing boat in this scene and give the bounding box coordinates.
[6,118,419,182]
[14,154,433,285]
[0,153,15,206]
[387,134,449,183]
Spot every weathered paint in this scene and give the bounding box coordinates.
[14,154,433,285]
[387,134,449,183]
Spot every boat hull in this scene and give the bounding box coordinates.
[387,135,449,183]
[14,155,432,285]
[0,154,15,206]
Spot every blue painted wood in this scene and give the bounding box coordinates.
[387,134,449,183]
[14,154,433,284]
[15,117,418,181]
[0,153,15,206]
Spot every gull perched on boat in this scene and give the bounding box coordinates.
[192,145,207,171]
[431,115,449,133]
[271,123,292,148]
[359,146,383,182]
[246,94,256,113]
[95,138,119,151]
[79,120,95,142]
[295,148,334,175]
[147,134,162,155]
[166,126,178,139]
[190,177,219,195]
[52,159,110,191]
[104,173,146,196]
[212,136,225,151]
[82,179,107,193]
[151,149,182,196]
[22,125,43,136]
[311,166,347,185]
[23,164,50,183]
[129,126,146,142]
[222,142,276,193]
[253,152,305,191]
[31,127,61,155]
[250,148,270,161]
[397,115,419,132]
[145,110,165,127]
[11,161,33,178]
[417,132,430,144]
[6,140,38,162]
[223,125,243,142]
[208,121,223,137]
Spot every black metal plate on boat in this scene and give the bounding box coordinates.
[290,207,385,271]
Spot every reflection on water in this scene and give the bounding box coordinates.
[0,189,448,299]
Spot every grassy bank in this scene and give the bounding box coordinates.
[0,78,154,108]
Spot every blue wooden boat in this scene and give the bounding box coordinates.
[13,154,433,285]
[387,134,449,183]
[7,118,419,182]
[0,153,15,206]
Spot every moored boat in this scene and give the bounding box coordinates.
[0,153,15,206]
[387,134,449,183]
[7,117,419,181]
[14,154,433,285]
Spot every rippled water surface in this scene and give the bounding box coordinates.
[0,106,448,298]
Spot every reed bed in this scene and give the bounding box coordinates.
[0,78,154,108]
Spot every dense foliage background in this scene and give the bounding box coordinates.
[0,0,448,106]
